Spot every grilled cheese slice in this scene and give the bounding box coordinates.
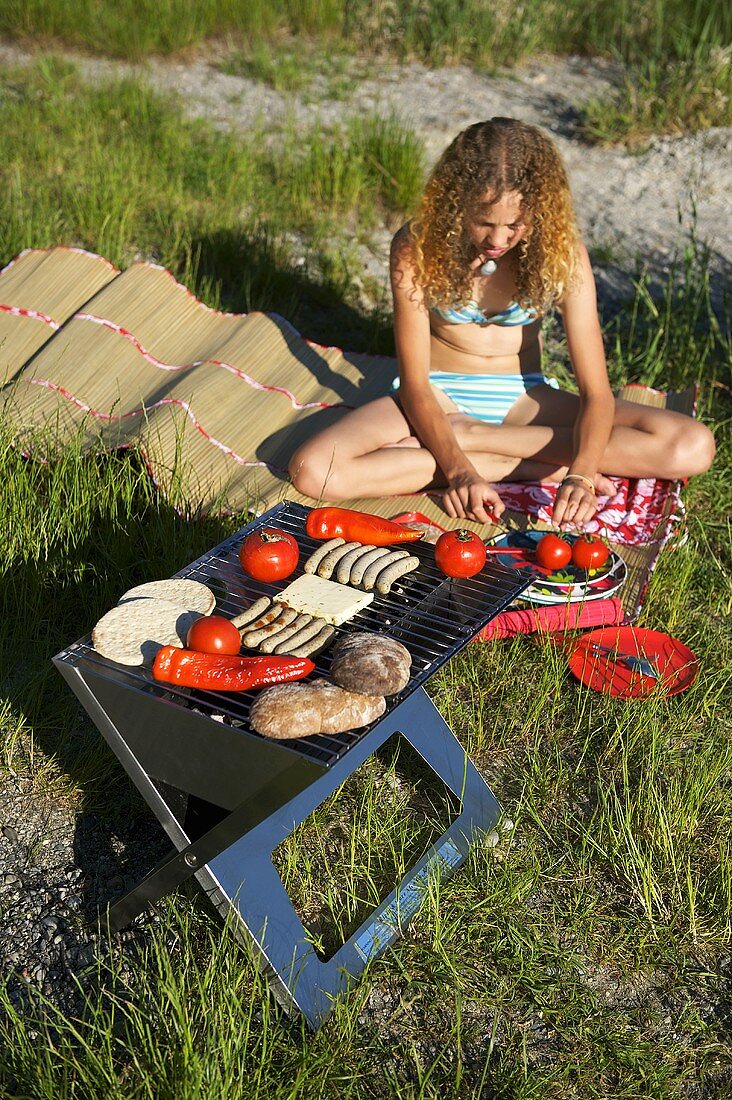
[274,574,373,626]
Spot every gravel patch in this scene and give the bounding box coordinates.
[0,775,167,1020]
[0,40,730,309]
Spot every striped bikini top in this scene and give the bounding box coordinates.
[431,299,537,326]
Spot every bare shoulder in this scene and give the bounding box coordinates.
[390,222,424,310]
[390,222,416,270]
[560,239,598,310]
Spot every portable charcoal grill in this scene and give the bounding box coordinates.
[54,500,530,1028]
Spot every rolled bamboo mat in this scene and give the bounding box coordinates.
[0,250,397,509]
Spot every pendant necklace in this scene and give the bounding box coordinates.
[480,258,497,276]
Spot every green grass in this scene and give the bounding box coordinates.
[220,42,371,100]
[0,0,285,59]
[2,0,729,68]
[2,0,731,139]
[0,47,731,1100]
[605,233,730,400]
[0,56,421,349]
[583,44,732,145]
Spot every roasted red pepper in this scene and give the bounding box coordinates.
[305,507,423,546]
[152,647,314,691]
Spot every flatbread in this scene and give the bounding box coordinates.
[92,597,201,666]
[117,578,215,615]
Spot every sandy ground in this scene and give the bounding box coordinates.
[1,41,730,309]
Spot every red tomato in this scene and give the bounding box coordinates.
[239,526,299,582]
[535,533,572,570]
[186,615,241,655]
[571,535,610,571]
[434,529,487,578]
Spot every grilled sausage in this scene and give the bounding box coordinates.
[273,616,326,654]
[231,596,272,629]
[375,555,420,594]
[303,538,345,574]
[335,544,375,585]
[288,623,336,658]
[349,546,390,587]
[361,549,410,591]
[316,541,360,579]
[241,605,297,648]
[260,613,312,653]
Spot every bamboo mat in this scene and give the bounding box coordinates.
[0,247,695,619]
[0,248,397,511]
[0,248,119,384]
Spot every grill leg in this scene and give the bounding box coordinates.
[105,778,310,932]
[201,687,501,1029]
[90,686,498,1029]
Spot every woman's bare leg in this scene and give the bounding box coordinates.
[447,385,716,481]
[287,395,540,498]
[288,397,443,499]
[289,385,715,502]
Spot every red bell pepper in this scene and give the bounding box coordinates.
[152,647,314,691]
[305,507,423,546]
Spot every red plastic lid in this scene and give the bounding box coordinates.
[568,626,698,699]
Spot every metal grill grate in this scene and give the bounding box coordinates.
[54,501,530,768]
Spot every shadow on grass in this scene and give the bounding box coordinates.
[189,226,395,356]
[0,448,239,922]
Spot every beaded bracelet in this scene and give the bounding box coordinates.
[562,473,595,494]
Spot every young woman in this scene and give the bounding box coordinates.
[289,117,714,528]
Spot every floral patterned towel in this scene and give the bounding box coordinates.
[496,475,684,548]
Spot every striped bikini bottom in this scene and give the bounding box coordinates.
[392,371,559,424]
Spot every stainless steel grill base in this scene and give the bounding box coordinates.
[54,501,529,1029]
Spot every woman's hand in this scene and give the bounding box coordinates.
[552,479,596,530]
[443,471,505,525]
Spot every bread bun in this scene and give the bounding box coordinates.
[330,632,412,696]
[249,679,385,739]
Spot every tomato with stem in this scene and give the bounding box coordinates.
[434,529,487,578]
[571,534,610,571]
[239,527,299,582]
[535,533,572,570]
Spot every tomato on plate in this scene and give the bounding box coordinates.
[571,534,610,571]
[239,526,299,582]
[535,533,572,570]
[434,529,487,578]
[186,615,242,655]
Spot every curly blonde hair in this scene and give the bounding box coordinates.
[409,118,581,314]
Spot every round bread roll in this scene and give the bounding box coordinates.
[92,598,201,666]
[249,679,386,739]
[118,578,215,615]
[329,633,412,696]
